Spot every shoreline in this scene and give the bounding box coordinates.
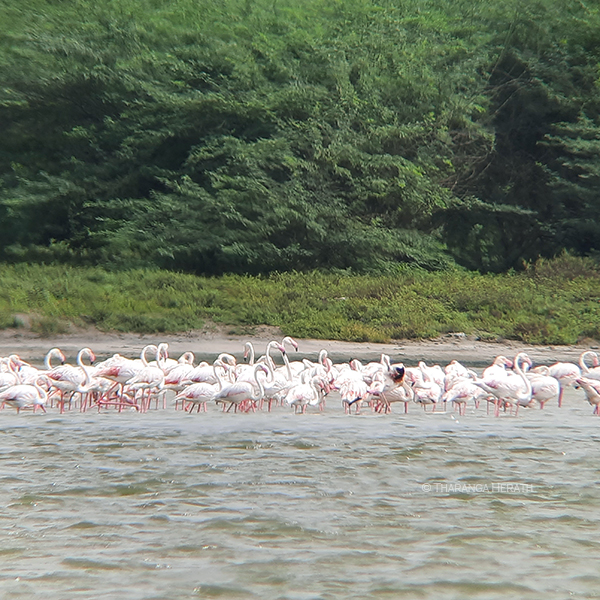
[0,327,595,367]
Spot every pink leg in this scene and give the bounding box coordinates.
[558,387,564,408]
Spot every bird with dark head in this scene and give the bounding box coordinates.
[390,365,405,384]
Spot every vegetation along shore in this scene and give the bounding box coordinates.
[0,255,599,347]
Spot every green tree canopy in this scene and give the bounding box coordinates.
[1,0,599,273]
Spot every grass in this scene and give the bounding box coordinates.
[0,255,599,345]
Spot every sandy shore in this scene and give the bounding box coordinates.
[0,326,595,367]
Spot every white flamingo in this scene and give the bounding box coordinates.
[526,366,560,409]
[575,377,600,414]
[283,373,327,414]
[0,358,21,392]
[335,360,370,414]
[213,364,268,412]
[0,376,49,413]
[46,347,96,412]
[539,362,581,407]
[125,362,166,412]
[175,360,231,412]
[579,351,600,382]
[412,362,443,411]
[482,355,513,379]
[442,379,487,416]
[474,353,532,416]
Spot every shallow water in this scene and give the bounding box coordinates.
[0,387,599,600]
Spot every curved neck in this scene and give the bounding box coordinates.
[179,352,194,365]
[281,351,293,381]
[141,345,158,367]
[513,354,532,399]
[318,350,328,366]
[77,348,94,368]
[580,351,598,373]
[217,353,237,367]
[45,348,64,371]
[264,342,282,370]
[251,365,266,400]
[33,378,49,401]
[244,343,255,365]
[213,361,228,391]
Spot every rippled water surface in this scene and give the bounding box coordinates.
[1,387,599,600]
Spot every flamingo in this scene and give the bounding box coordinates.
[213,364,268,413]
[482,355,513,379]
[412,362,443,411]
[175,382,217,412]
[0,376,49,413]
[369,373,414,414]
[125,363,165,411]
[93,345,159,404]
[13,354,43,385]
[444,359,470,391]
[163,361,196,392]
[183,361,222,386]
[473,352,532,416]
[243,342,256,365]
[174,360,230,412]
[575,377,600,414]
[283,373,327,414]
[526,366,560,409]
[255,342,286,373]
[418,361,446,389]
[335,360,370,414]
[46,347,96,412]
[536,362,581,407]
[442,379,487,416]
[44,348,66,371]
[578,351,600,382]
[0,358,21,392]
[256,360,296,411]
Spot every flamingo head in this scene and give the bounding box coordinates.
[283,337,299,351]
[254,364,270,377]
[349,359,362,371]
[158,343,169,361]
[178,352,194,365]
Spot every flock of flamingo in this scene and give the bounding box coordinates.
[1,336,600,417]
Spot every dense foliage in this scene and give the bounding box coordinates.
[1,256,599,344]
[1,0,600,274]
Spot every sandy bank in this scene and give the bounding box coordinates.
[0,326,595,367]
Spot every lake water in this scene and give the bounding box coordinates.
[0,386,598,600]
